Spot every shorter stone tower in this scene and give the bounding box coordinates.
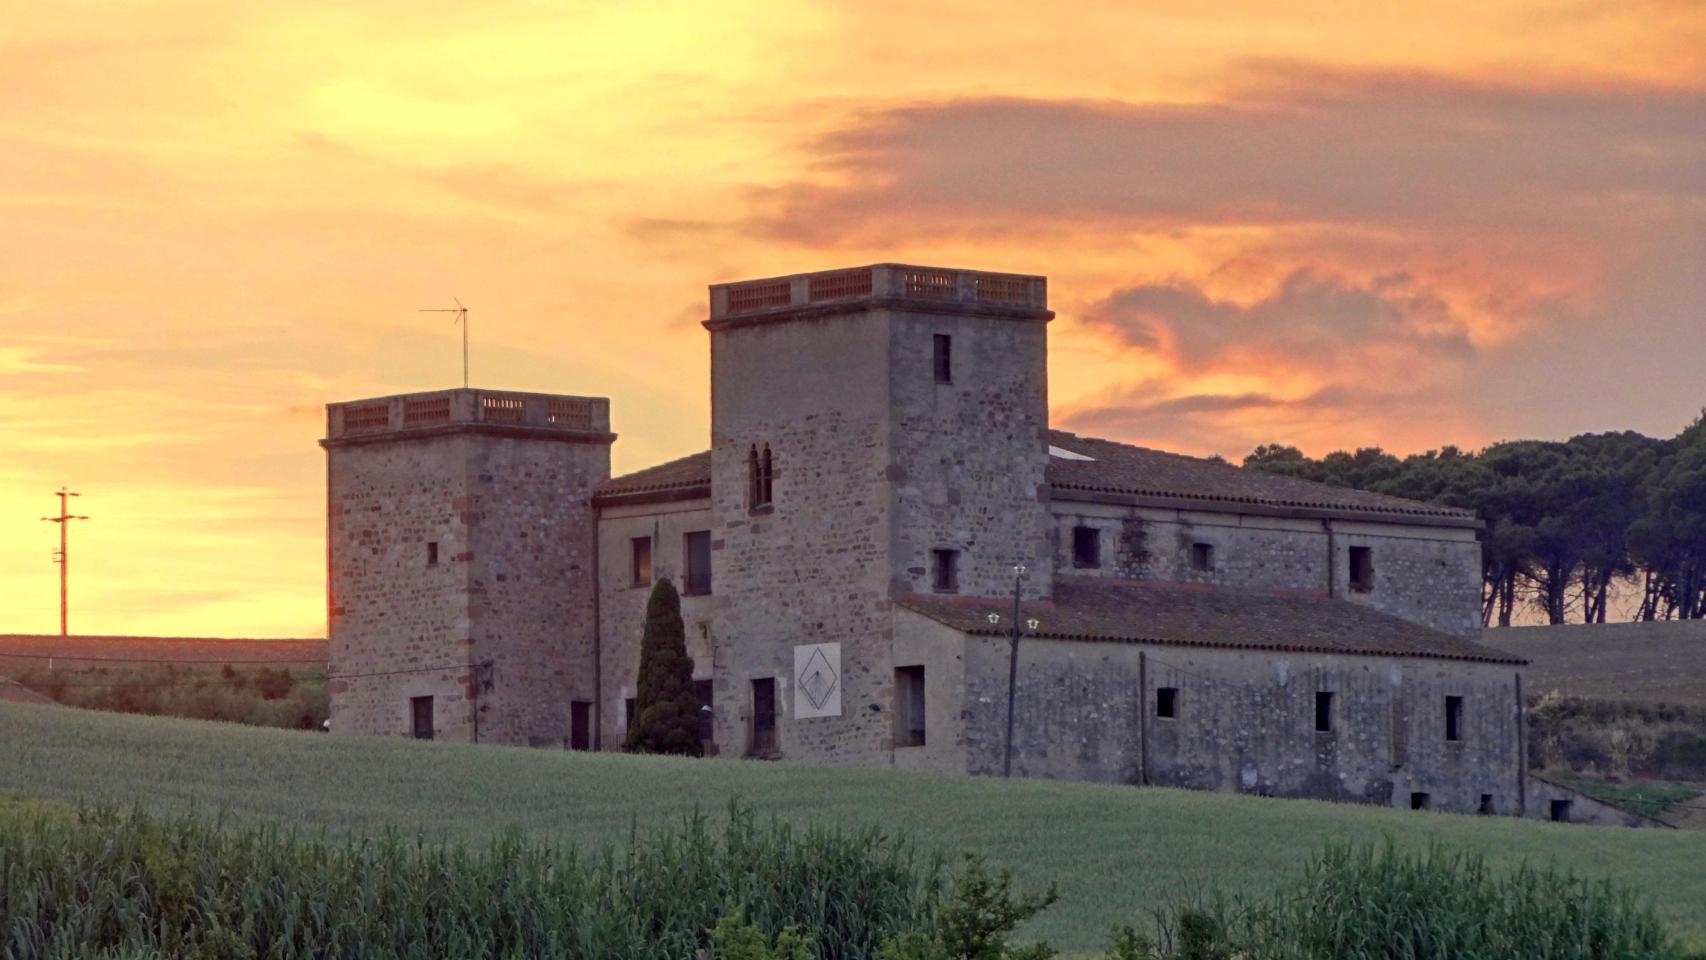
[322,388,612,745]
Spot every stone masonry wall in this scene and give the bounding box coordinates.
[887,308,1053,601]
[463,435,608,746]
[959,636,1524,815]
[327,434,477,740]
[326,427,608,746]
[596,499,717,750]
[709,313,895,764]
[1050,503,1483,639]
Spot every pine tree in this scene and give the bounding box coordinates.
[624,577,703,756]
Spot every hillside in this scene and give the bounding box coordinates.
[2,702,1703,950]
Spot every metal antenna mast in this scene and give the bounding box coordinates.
[40,488,89,637]
[419,298,469,388]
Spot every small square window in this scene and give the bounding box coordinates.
[426,541,439,566]
[1349,546,1374,592]
[1156,687,1178,719]
[1072,526,1100,568]
[1315,691,1334,732]
[933,334,952,384]
[1478,793,1495,815]
[1445,695,1464,742]
[1550,799,1572,822]
[932,549,959,593]
[1190,542,1214,572]
[631,537,652,587]
[1411,791,1431,810]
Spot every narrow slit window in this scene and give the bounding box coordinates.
[1315,691,1334,732]
[1190,542,1214,572]
[932,549,959,593]
[426,541,439,566]
[1349,546,1375,592]
[631,536,652,587]
[1445,696,1464,742]
[933,334,952,384]
[1156,687,1178,719]
[624,696,637,732]
[750,444,774,509]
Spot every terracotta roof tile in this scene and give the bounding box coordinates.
[593,450,712,504]
[1045,430,1478,524]
[897,576,1524,665]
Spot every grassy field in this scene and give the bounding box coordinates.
[2,702,1704,952]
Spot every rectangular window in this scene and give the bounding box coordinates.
[931,549,959,593]
[624,696,637,732]
[631,537,652,587]
[695,679,714,746]
[1478,793,1495,815]
[1349,546,1374,592]
[750,678,777,755]
[1315,691,1334,733]
[426,541,439,566]
[569,700,591,751]
[1445,695,1464,742]
[1550,799,1572,822]
[1190,542,1214,572]
[1072,526,1100,568]
[933,334,952,384]
[1411,791,1431,810]
[1156,687,1178,719]
[683,531,713,596]
[894,665,926,747]
[410,696,434,740]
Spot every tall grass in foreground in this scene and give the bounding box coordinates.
[1136,843,1687,960]
[0,804,937,960]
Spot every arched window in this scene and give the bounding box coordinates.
[748,445,761,507]
[760,444,774,506]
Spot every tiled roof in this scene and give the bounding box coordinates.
[897,576,1525,665]
[1045,430,1479,524]
[587,431,1479,524]
[593,450,713,504]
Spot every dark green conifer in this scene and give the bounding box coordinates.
[624,577,702,756]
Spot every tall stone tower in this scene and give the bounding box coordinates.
[322,388,613,745]
[705,264,1053,764]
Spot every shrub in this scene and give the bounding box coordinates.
[625,577,702,756]
[878,853,1058,960]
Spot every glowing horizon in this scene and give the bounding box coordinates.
[2,1,1702,636]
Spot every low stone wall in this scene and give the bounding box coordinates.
[1524,774,1670,828]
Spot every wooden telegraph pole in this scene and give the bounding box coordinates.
[41,488,89,636]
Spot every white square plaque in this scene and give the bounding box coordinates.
[792,642,842,719]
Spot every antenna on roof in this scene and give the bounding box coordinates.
[419,298,469,388]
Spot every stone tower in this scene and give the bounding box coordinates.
[321,388,613,745]
[704,264,1053,764]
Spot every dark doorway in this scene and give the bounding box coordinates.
[750,678,777,755]
[569,700,591,751]
[410,696,434,740]
[1550,799,1572,823]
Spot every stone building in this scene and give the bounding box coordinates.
[323,263,1543,818]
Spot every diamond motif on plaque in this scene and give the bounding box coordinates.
[793,642,842,719]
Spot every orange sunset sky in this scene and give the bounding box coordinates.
[3,2,1703,638]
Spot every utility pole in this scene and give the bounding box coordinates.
[420,299,469,388]
[988,563,1039,777]
[40,488,89,637]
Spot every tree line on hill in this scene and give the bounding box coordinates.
[1243,410,1706,626]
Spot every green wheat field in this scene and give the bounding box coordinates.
[2,701,1702,951]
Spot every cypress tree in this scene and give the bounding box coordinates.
[624,577,703,756]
